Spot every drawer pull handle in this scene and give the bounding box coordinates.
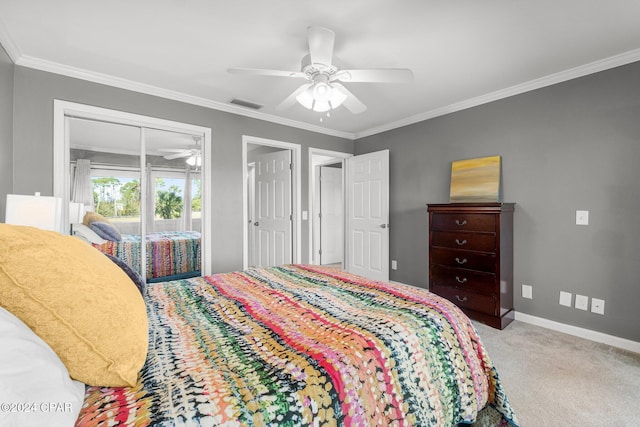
[455,239,467,246]
[455,219,467,226]
[455,295,468,302]
[455,257,467,265]
[455,276,467,283]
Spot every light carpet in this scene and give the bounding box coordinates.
[473,320,640,426]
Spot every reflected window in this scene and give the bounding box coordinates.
[91,169,141,235]
[151,171,201,232]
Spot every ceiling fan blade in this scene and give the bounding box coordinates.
[332,83,367,114]
[157,148,186,153]
[333,68,414,83]
[227,67,306,79]
[164,150,191,160]
[276,83,313,110]
[307,26,335,67]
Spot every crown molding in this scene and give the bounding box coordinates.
[0,17,20,63]
[13,54,356,140]
[355,48,640,139]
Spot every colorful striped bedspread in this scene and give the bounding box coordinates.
[93,231,200,279]
[76,265,518,427]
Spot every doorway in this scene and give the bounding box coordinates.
[242,136,301,269]
[309,148,389,282]
[318,163,343,265]
[308,148,352,267]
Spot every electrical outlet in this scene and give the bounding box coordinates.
[591,298,605,315]
[522,284,533,299]
[391,260,397,270]
[559,291,572,307]
[576,210,589,225]
[575,294,589,311]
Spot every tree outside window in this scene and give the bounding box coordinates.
[155,179,183,220]
[92,177,140,219]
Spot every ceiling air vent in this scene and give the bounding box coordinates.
[229,98,263,110]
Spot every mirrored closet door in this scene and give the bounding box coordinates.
[54,100,212,280]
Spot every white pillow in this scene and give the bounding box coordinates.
[71,223,106,245]
[0,307,85,427]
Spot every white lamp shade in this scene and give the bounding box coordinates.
[296,87,315,109]
[329,86,347,108]
[5,194,63,232]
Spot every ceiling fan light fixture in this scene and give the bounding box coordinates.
[296,87,315,109]
[329,85,347,108]
[296,78,346,112]
[312,100,331,113]
[313,81,331,102]
[186,153,201,167]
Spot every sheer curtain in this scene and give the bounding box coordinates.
[183,167,192,232]
[71,159,94,213]
[145,163,155,233]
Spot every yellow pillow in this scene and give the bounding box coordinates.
[82,211,111,226]
[0,224,148,387]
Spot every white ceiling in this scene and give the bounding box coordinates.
[2,1,640,140]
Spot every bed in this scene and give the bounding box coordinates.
[75,264,518,427]
[93,231,201,282]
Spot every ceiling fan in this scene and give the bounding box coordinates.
[158,138,201,166]
[228,26,414,114]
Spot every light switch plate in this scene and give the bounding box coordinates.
[575,294,589,311]
[559,291,572,307]
[522,284,533,299]
[576,210,589,225]
[391,260,397,270]
[591,298,605,315]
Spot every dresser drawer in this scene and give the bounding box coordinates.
[431,231,496,252]
[431,213,496,232]
[431,284,497,316]
[430,264,496,295]
[430,247,497,273]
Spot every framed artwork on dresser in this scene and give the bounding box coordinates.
[449,155,501,202]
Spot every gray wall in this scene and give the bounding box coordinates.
[0,46,13,222]
[10,66,353,272]
[355,61,640,342]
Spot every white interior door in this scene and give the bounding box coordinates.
[345,150,389,281]
[253,149,292,267]
[320,165,343,265]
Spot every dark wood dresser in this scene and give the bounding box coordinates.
[427,203,515,329]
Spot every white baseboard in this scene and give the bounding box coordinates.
[389,280,640,354]
[515,312,640,354]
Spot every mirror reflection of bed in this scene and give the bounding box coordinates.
[68,117,203,282]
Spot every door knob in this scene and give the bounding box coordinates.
[254,221,259,226]
[380,224,389,229]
